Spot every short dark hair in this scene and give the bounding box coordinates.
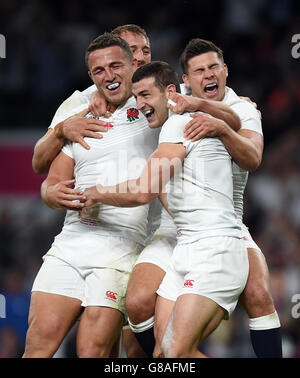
[112,24,149,44]
[132,61,181,93]
[180,38,224,74]
[85,32,133,68]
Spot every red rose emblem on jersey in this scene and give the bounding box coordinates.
[127,108,139,122]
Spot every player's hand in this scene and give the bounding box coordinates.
[79,185,103,218]
[81,185,101,208]
[184,113,227,141]
[239,96,262,119]
[61,108,112,149]
[89,91,113,118]
[167,92,201,114]
[46,179,86,211]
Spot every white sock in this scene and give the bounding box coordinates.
[249,311,281,331]
[129,316,155,333]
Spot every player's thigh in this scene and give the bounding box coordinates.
[126,263,166,304]
[127,231,174,303]
[245,247,271,289]
[168,294,225,351]
[240,226,272,299]
[77,268,127,350]
[154,295,175,345]
[28,255,83,335]
[28,291,82,338]
[240,247,274,315]
[77,306,123,349]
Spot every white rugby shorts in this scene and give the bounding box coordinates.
[157,235,249,318]
[32,235,143,315]
[241,223,262,253]
[135,227,177,272]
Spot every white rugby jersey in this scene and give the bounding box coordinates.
[222,87,263,223]
[180,82,191,95]
[159,206,177,230]
[48,82,261,235]
[159,112,241,244]
[49,86,163,238]
[50,83,188,129]
[49,85,96,129]
[57,96,160,244]
[178,84,262,225]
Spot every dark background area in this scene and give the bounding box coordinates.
[0,0,300,358]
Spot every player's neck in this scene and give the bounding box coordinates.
[109,96,131,113]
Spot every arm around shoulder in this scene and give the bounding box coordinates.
[32,126,65,174]
[221,127,263,172]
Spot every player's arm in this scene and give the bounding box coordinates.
[32,109,110,175]
[89,90,113,118]
[81,143,185,209]
[180,112,263,171]
[218,128,263,172]
[41,152,85,211]
[167,92,241,131]
[239,96,261,119]
[33,128,65,175]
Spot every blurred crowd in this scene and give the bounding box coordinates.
[0,0,299,357]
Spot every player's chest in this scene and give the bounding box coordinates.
[73,125,157,166]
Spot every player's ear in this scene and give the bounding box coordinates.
[165,84,177,98]
[182,73,191,88]
[132,59,138,73]
[88,70,92,80]
[224,64,228,78]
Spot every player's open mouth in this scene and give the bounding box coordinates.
[144,108,155,122]
[107,82,120,92]
[204,82,218,97]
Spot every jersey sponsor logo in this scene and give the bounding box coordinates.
[243,236,248,241]
[126,108,139,122]
[106,291,118,301]
[184,279,194,288]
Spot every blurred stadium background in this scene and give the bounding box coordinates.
[0,0,300,358]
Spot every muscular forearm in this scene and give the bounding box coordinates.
[32,126,65,174]
[220,127,262,171]
[41,177,60,209]
[88,179,157,208]
[83,144,184,209]
[196,98,241,131]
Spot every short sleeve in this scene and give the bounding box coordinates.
[61,141,74,159]
[179,83,191,96]
[49,90,90,129]
[231,101,263,135]
[159,112,204,156]
[159,113,191,145]
[80,84,97,101]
